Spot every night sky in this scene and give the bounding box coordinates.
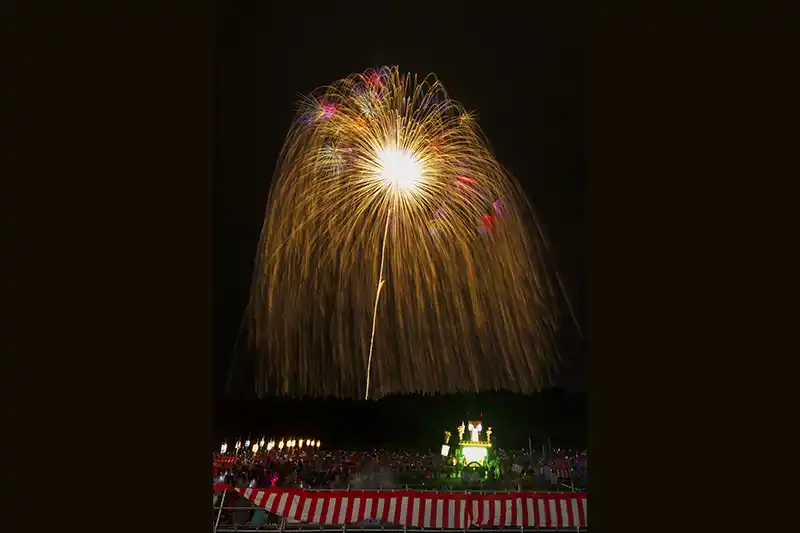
[214,2,585,448]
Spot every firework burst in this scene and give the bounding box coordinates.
[249,66,557,399]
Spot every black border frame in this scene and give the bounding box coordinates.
[6,0,764,531]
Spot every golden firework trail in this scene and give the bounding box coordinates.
[249,66,558,399]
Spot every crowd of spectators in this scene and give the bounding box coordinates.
[213,447,586,491]
[213,448,586,529]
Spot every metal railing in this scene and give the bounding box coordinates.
[216,525,584,532]
[297,484,582,494]
[215,524,584,533]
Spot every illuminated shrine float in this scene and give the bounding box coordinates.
[441,419,497,478]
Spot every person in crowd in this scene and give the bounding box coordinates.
[213,446,587,491]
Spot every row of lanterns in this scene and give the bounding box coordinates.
[220,438,321,454]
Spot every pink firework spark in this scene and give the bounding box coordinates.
[493,197,505,218]
[362,71,382,88]
[319,102,337,119]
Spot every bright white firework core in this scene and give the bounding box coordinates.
[376,146,423,192]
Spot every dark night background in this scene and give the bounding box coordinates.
[214,2,586,451]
